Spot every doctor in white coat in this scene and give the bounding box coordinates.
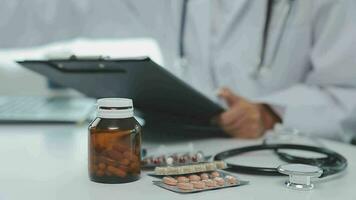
[1,0,356,141]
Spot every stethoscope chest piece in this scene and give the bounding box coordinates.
[277,164,323,191]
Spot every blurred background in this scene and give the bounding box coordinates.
[0,38,163,96]
[0,1,166,124]
[0,38,163,124]
[0,0,355,143]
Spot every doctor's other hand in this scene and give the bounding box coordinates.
[217,88,281,138]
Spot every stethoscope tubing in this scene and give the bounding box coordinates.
[214,144,347,177]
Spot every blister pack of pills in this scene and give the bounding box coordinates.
[153,170,249,193]
[153,161,227,175]
[142,151,209,168]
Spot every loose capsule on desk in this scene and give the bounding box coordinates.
[189,174,201,182]
[200,173,209,180]
[177,176,190,183]
[191,181,206,189]
[214,177,225,186]
[177,182,194,190]
[163,176,178,186]
[211,171,220,178]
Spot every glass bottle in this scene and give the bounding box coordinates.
[89,98,141,183]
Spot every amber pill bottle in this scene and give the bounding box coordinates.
[89,98,141,183]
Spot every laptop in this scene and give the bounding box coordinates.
[0,96,95,123]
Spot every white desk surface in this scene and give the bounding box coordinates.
[0,124,355,200]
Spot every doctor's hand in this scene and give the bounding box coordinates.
[216,88,281,138]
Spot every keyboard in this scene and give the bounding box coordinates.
[0,96,95,123]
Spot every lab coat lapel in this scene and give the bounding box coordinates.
[215,0,254,46]
[187,0,210,60]
[263,0,292,68]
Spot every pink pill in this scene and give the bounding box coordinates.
[211,171,220,178]
[203,179,217,187]
[225,175,238,185]
[177,182,194,190]
[200,173,209,180]
[162,176,178,186]
[177,176,190,183]
[189,174,201,182]
[214,177,225,186]
[192,181,206,189]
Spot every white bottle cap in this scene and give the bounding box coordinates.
[97,98,134,119]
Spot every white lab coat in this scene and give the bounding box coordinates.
[1,0,356,141]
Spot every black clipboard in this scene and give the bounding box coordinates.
[17,57,224,130]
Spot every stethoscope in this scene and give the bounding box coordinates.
[178,0,294,78]
[213,142,347,190]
